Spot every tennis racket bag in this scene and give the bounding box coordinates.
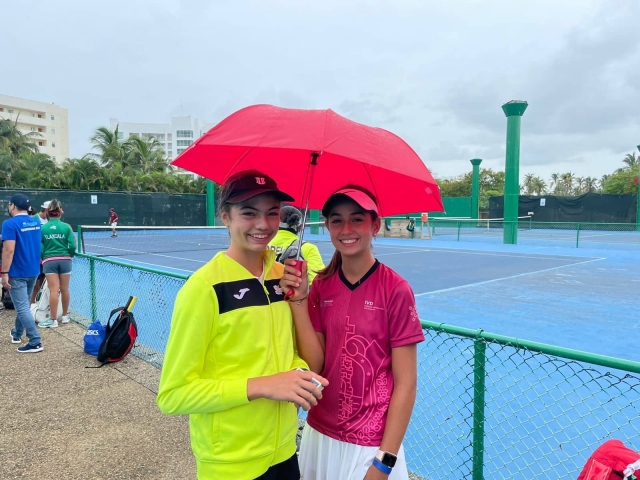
[97,303,138,364]
[30,279,63,323]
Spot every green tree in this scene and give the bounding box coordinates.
[88,125,128,167]
[126,136,167,174]
[603,170,638,194]
[0,116,41,158]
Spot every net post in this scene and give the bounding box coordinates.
[77,225,83,254]
[576,223,581,248]
[89,256,98,320]
[472,337,486,480]
[457,221,461,241]
[310,210,320,234]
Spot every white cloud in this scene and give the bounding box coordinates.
[1,0,638,184]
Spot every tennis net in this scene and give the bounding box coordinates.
[429,216,532,238]
[78,223,327,257]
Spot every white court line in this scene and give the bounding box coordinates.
[375,250,430,257]
[83,243,211,264]
[108,257,195,273]
[371,243,596,261]
[414,257,604,297]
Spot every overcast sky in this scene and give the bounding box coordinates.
[3,0,639,181]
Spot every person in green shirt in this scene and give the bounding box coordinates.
[37,200,76,328]
[268,205,325,285]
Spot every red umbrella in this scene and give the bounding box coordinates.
[172,104,443,217]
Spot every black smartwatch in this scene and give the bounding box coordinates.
[375,450,397,468]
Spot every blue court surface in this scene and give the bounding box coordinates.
[81,230,639,361]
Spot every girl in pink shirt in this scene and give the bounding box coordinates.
[282,186,424,480]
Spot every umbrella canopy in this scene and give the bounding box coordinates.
[172,104,443,217]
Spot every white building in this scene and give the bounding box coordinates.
[110,116,215,161]
[0,94,70,163]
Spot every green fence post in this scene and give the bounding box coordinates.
[457,221,462,241]
[576,223,581,248]
[89,257,98,320]
[77,225,83,254]
[473,338,487,480]
[206,180,216,226]
[470,159,483,219]
[501,101,528,245]
[310,209,320,234]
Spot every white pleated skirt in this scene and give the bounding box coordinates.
[299,424,409,480]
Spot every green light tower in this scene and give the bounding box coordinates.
[206,180,216,226]
[501,101,528,244]
[470,159,482,219]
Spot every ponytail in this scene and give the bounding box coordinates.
[318,250,342,278]
[47,199,62,217]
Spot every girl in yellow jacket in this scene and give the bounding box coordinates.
[268,205,325,285]
[157,171,328,480]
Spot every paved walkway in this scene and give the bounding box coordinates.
[0,308,196,480]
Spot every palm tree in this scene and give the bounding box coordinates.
[522,173,535,194]
[125,136,168,174]
[599,174,609,191]
[12,152,60,188]
[0,116,41,158]
[622,152,639,171]
[88,125,127,167]
[583,176,597,193]
[561,172,575,194]
[60,158,103,190]
[532,176,547,196]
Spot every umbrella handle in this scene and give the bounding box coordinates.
[285,259,305,302]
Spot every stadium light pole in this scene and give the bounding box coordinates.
[501,100,528,245]
[206,179,216,226]
[470,159,482,219]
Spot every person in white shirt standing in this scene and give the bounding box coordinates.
[29,200,51,303]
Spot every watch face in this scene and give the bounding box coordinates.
[382,452,397,468]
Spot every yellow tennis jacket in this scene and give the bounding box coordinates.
[267,229,325,285]
[157,250,308,479]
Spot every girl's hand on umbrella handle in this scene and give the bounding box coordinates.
[281,259,308,301]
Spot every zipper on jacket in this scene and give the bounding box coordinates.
[262,282,282,455]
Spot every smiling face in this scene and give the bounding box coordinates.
[325,199,381,259]
[221,193,281,253]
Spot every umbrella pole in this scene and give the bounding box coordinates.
[296,152,319,260]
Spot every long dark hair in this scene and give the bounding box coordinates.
[318,189,379,279]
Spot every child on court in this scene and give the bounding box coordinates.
[157,171,328,480]
[108,208,118,237]
[281,186,424,480]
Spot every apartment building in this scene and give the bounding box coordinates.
[0,94,70,163]
[110,116,215,161]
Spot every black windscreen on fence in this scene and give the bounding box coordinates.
[0,189,207,229]
[489,193,638,223]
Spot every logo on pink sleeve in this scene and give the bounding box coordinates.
[409,305,419,322]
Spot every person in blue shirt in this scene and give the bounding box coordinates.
[2,194,43,353]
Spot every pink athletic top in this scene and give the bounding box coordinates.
[306,260,424,446]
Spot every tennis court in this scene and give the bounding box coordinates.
[77,224,638,359]
[71,225,640,478]
[427,217,640,251]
